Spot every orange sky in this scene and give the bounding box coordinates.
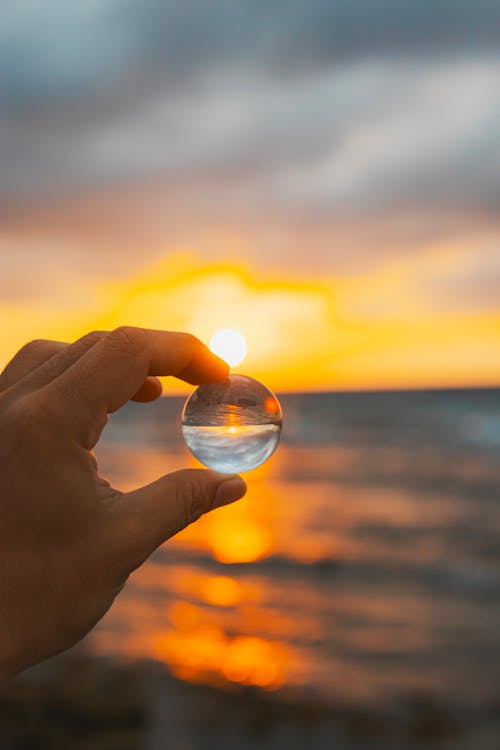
[1,245,499,393]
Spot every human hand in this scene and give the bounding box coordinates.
[0,327,247,678]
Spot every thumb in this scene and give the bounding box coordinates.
[114,469,247,569]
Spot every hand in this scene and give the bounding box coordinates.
[0,327,246,678]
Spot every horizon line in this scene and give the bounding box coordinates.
[162,383,500,398]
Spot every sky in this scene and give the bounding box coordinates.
[1,0,499,391]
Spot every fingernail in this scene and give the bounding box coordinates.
[214,477,247,508]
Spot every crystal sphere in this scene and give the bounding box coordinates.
[182,374,283,473]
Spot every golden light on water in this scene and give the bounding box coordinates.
[202,576,243,607]
[209,327,248,367]
[152,622,287,691]
[206,514,272,563]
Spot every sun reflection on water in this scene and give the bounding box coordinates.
[90,444,343,693]
[90,430,496,708]
[149,598,289,691]
[172,473,277,564]
[152,619,287,690]
[202,575,243,607]
[205,514,272,563]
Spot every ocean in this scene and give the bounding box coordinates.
[5,389,495,748]
[87,389,500,722]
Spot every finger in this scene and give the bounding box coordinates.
[113,469,247,569]
[131,376,163,402]
[12,331,107,393]
[13,332,162,403]
[43,327,228,446]
[0,339,67,392]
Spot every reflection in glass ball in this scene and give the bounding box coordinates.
[182,374,283,473]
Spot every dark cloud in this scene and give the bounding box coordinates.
[1,0,499,233]
[2,57,500,214]
[2,0,500,110]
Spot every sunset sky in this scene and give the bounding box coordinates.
[1,1,499,392]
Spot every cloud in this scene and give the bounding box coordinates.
[1,0,500,218]
[2,56,500,217]
[263,59,500,214]
[337,243,500,319]
[2,0,500,111]
[1,0,499,303]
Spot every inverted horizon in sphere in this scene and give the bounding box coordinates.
[209,328,247,367]
[182,374,283,473]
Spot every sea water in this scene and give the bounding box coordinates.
[97,388,500,721]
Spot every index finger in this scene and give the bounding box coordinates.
[43,327,229,447]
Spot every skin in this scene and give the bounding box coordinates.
[0,327,247,679]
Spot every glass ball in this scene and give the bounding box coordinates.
[182,374,283,473]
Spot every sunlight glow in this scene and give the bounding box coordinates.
[209,327,247,367]
[202,576,243,607]
[153,620,287,690]
[2,256,499,392]
[207,515,271,563]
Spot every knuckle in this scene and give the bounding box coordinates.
[77,330,105,348]
[0,340,53,387]
[18,339,52,358]
[183,332,197,346]
[182,332,202,352]
[24,338,49,351]
[108,326,148,355]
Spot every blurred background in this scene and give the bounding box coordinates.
[1,1,500,748]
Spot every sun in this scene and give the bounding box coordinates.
[209,328,248,367]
